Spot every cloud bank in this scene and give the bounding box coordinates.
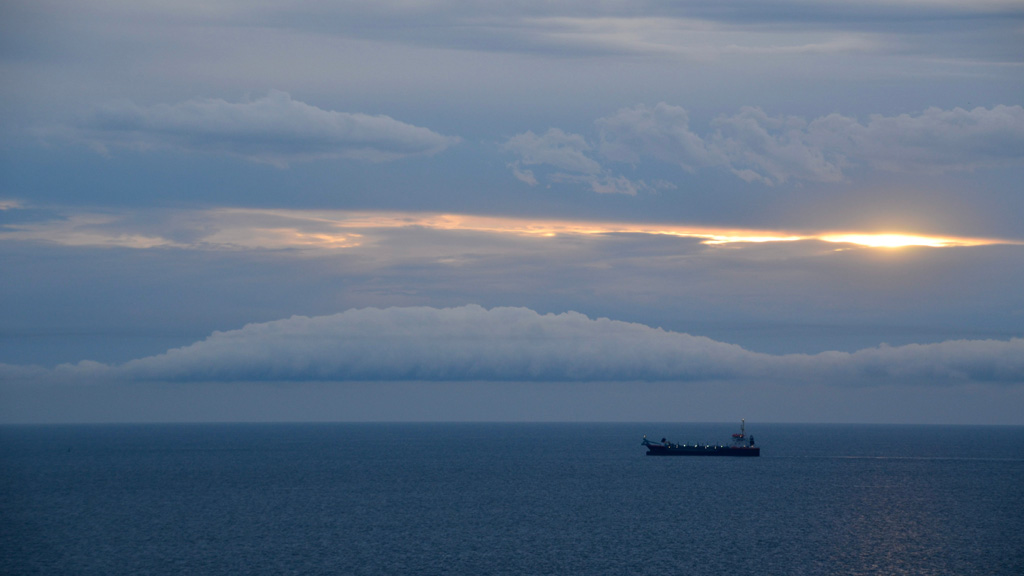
[507,104,1024,188]
[8,306,1022,386]
[74,90,459,166]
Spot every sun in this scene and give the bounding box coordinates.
[818,233,986,248]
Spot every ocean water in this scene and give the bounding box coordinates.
[2,423,1022,576]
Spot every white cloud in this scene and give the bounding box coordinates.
[503,128,655,195]
[842,338,1024,382]
[709,107,846,185]
[503,128,602,174]
[107,306,755,382]
[597,103,717,170]
[508,162,539,186]
[807,105,1024,174]
[589,103,1024,186]
[74,90,459,166]
[7,306,1022,385]
[548,172,651,196]
[588,174,647,196]
[713,104,1024,182]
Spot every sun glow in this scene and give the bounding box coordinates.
[4,207,1016,252]
[215,209,1011,250]
[817,233,994,248]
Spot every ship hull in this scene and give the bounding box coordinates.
[645,446,760,457]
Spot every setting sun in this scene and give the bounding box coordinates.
[818,233,996,248]
[192,209,1018,252]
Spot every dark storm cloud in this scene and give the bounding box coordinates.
[6,306,1021,386]
[68,91,459,166]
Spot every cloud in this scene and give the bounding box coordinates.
[716,104,1024,182]
[502,129,602,174]
[806,105,1024,174]
[836,339,1024,382]
[502,128,655,195]
[72,90,459,166]
[507,162,539,186]
[597,103,717,170]
[6,306,1022,385]
[4,206,1014,254]
[588,103,1024,186]
[0,213,185,249]
[707,107,846,184]
[546,173,654,196]
[237,2,1021,62]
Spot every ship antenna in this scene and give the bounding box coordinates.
[741,419,745,436]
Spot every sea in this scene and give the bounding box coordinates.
[2,423,1022,576]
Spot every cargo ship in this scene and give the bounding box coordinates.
[642,420,760,457]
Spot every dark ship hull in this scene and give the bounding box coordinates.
[644,444,760,457]
[642,420,760,457]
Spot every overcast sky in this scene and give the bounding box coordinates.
[2,1,1023,424]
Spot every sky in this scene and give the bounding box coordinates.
[1,0,1023,424]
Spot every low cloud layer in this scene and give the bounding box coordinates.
[72,90,459,166]
[7,306,1021,386]
[507,104,1024,188]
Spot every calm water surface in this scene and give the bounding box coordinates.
[2,423,1022,575]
